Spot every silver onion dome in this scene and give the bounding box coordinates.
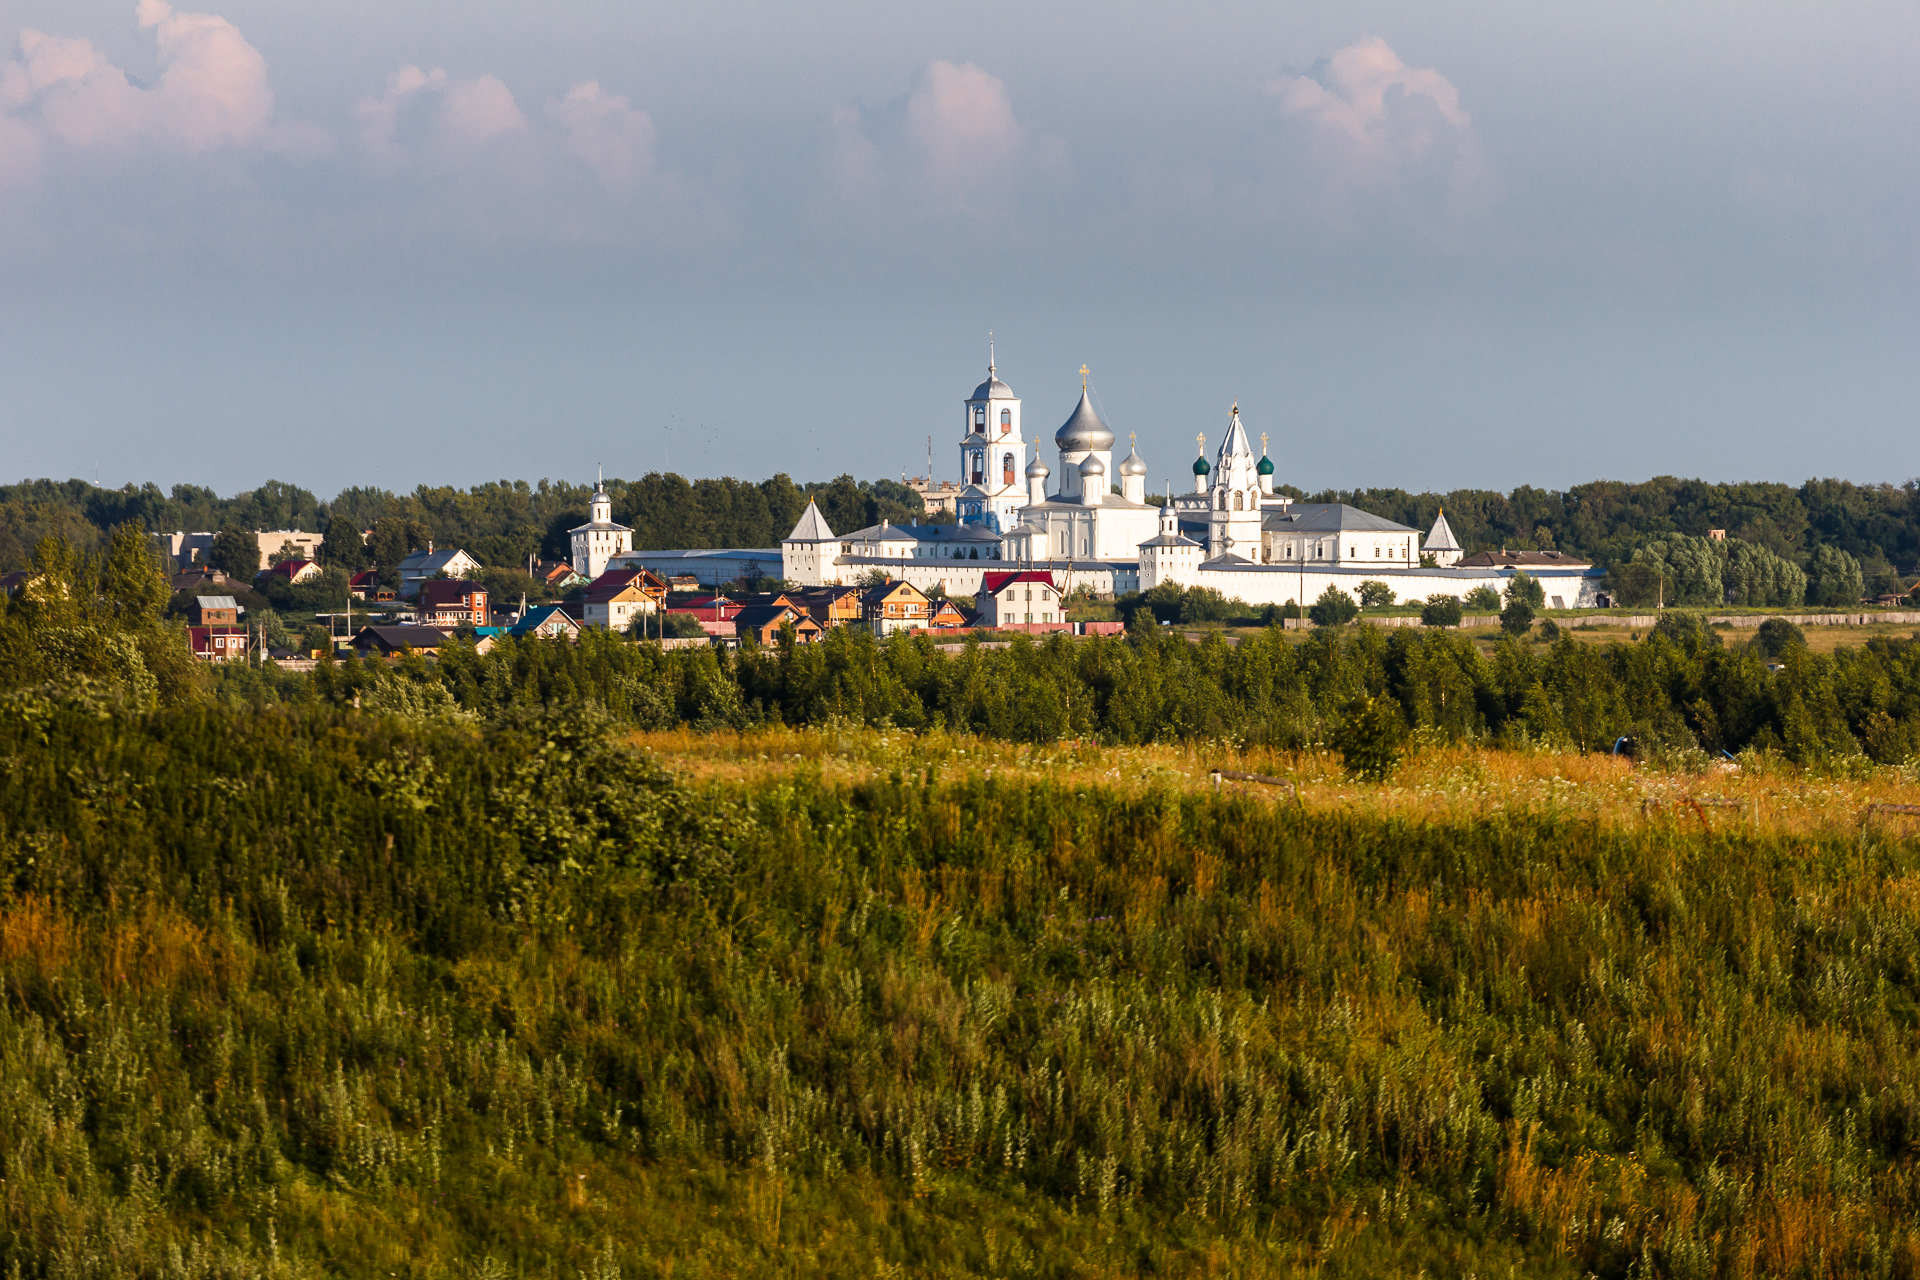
[1055,388,1116,452]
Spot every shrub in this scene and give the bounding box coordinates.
[1653,611,1721,649]
[1499,599,1535,636]
[1420,595,1463,628]
[1308,585,1359,627]
[1333,693,1405,780]
[1356,580,1394,609]
[1536,618,1561,643]
[1464,585,1501,612]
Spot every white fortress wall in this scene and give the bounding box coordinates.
[1189,564,1606,610]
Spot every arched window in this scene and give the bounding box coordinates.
[973,406,985,430]
[971,452,984,484]
[1233,492,1244,511]
[1003,452,1015,485]
[999,408,1011,432]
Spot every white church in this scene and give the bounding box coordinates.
[758,350,1600,611]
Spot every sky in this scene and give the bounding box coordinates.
[0,0,1914,499]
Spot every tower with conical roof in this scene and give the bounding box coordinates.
[958,336,1027,530]
[1206,405,1262,560]
[1423,507,1463,567]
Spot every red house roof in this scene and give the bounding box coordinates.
[980,570,1056,595]
[417,579,485,607]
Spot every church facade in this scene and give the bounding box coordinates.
[780,353,1604,610]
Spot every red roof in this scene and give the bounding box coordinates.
[583,568,663,601]
[350,570,379,587]
[259,558,318,581]
[980,571,1056,595]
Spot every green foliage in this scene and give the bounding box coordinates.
[1503,571,1545,609]
[1626,533,1725,606]
[1419,594,1463,628]
[1308,584,1359,627]
[11,706,1920,1272]
[1725,538,1806,606]
[206,525,258,579]
[659,611,710,639]
[1175,585,1240,623]
[1498,598,1535,636]
[1356,579,1394,609]
[1332,692,1404,779]
[1464,585,1501,611]
[1807,543,1866,606]
[1753,616,1807,657]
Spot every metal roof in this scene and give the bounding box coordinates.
[1261,503,1417,535]
[785,499,836,542]
[1054,388,1115,452]
[195,595,238,610]
[1424,509,1462,553]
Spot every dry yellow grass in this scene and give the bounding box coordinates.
[632,725,1920,841]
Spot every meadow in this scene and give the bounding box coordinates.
[5,700,1920,1278]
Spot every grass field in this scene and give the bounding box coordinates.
[7,708,1920,1278]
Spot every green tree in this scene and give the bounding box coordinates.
[660,611,709,639]
[1308,585,1359,627]
[1752,617,1806,657]
[367,516,432,579]
[206,525,258,580]
[1504,572,1545,609]
[1806,545,1865,606]
[1333,693,1405,780]
[1177,586,1236,623]
[1499,598,1535,636]
[1420,595,1463,628]
[1725,539,1806,607]
[1356,580,1394,609]
[1464,585,1501,612]
[99,522,170,625]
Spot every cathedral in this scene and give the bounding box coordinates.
[779,350,1604,610]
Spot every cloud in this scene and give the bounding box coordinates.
[356,66,654,187]
[832,60,1063,218]
[1,0,272,162]
[545,81,655,186]
[1268,37,1495,230]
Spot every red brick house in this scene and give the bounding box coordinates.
[416,580,489,628]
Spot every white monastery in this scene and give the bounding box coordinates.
[617,348,1602,609]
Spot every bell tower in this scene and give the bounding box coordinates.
[959,335,1026,530]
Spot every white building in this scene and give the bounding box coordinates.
[954,345,1030,531]
[776,349,1605,612]
[569,471,633,580]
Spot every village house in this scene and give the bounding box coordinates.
[732,603,824,645]
[974,571,1061,627]
[581,568,668,631]
[190,595,241,627]
[928,598,971,629]
[350,625,450,657]
[416,580,489,628]
[507,605,581,641]
[255,558,323,588]
[534,560,588,592]
[394,548,482,599]
[187,626,250,662]
[790,585,865,629]
[861,579,933,635]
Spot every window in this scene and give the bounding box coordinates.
[974,406,985,429]
[1003,452,1015,485]
[1233,492,1244,511]
[1000,408,1011,432]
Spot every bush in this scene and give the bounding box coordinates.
[1464,585,1501,612]
[1499,599,1535,636]
[1752,617,1806,657]
[1177,586,1236,624]
[1333,693,1405,780]
[1536,618,1560,643]
[1307,585,1359,628]
[1420,595,1463,628]
[1356,580,1394,609]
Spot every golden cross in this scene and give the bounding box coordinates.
[1129,431,1136,448]
[1260,431,1268,454]
[1079,364,1089,389]
[1196,432,1206,454]
[1231,401,1238,417]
